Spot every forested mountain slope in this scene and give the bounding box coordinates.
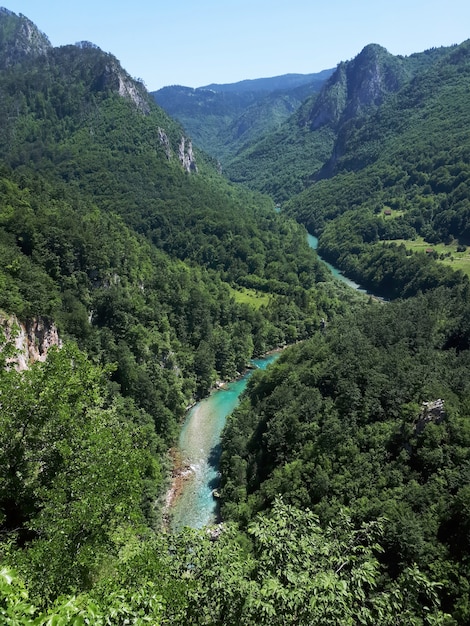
[1,7,470,624]
[152,69,333,165]
[215,37,470,624]
[220,285,470,622]
[0,9,330,408]
[0,7,51,67]
[226,44,449,202]
[285,39,470,297]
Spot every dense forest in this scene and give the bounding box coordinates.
[220,286,470,622]
[151,69,333,166]
[1,7,470,625]
[282,41,470,300]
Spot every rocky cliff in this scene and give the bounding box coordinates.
[1,314,61,371]
[0,7,51,69]
[308,44,409,131]
[178,136,197,172]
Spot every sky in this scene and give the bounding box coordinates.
[2,0,470,91]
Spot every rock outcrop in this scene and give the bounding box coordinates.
[93,57,151,114]
[158,127,172,159]
[116,67,151,114]
[308,44,408,132]
[178,136,198,172]
[0,8,51,69]
[415,399,445,434]
[1,314,62,371]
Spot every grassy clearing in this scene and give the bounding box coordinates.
[390,236,470,276]
[228,285,270,309]
[382,207,405,219]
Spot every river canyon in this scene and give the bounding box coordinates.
[169,232,368,531]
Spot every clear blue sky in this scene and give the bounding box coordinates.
[2,1,470,90]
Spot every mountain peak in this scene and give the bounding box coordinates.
[356,42,391,59]
[0,7,51,68]
[308,43,408,131]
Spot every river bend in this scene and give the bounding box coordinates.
[170,354,279,531]
[169,232,370,531]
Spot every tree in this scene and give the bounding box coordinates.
[0,343,159,602]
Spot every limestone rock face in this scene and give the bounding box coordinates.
[308,44,407,132]
[158,127,172,159]
[178,137,198,172]
[415,399,445,434]
[116,68,151,114]
[95,58,151,114]
[0,8,52,69]
[1,314,62,371]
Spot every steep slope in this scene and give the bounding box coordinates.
[0,17,324,286]
[0,9,330,432]
[284,39,470,297]
[152,70,333,164]
[0,13,340,601]
[226,44,449,202]
[220,285,470,623]
[0,6,51,68]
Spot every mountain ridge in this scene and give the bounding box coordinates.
[152,69,334,164]
[0,6,51,68]
[225,42,452,200]
[200,69,334,93]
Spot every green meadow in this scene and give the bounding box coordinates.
[392,236,470,276]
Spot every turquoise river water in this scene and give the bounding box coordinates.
[169,231,367,531]
[307,233,366,291]
[170,354,279,531]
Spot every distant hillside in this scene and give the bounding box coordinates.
[226,44,449,202]
[151,69,333,164]
[202,70,333,93]
[284,40,470,298]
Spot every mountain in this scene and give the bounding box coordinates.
[283,39,470,298]
[0,6,51,67]
[151,69,333,164]
[0,7,333,403]
[202,71,333,93]
[226,43,450,201]
[216,42,470,626]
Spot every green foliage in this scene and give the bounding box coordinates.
[220,286,470,622]
[0,343,160,601]
[0,501,451,625]
[227,116,336,202]
[225,44,449,204]
[284,40,470,297]
[0,30,330,411]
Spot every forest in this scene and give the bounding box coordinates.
[1,8,470,625]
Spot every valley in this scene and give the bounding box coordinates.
[1,7,470,625]
[169,234,373,533]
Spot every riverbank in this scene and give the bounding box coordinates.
[162,448,194,528]
[307,232,387,302]
[164,351,281,531]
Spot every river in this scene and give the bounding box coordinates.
[306,233,366,291]
[169,233,368,531]
[170,353,280,531]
